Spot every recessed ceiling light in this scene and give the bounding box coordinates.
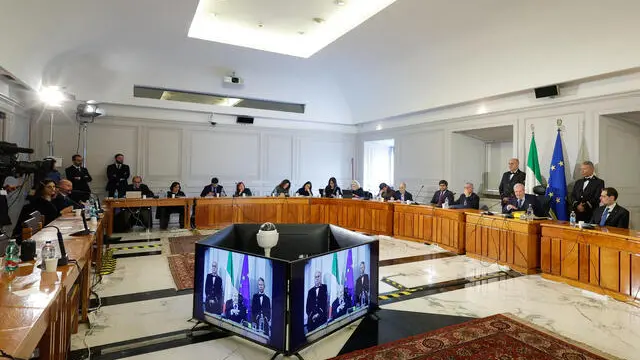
[335,0,346,5]
[257,22,264,28]
[313,17,325,24]
[298,31,305,35]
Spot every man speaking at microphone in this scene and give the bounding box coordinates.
[65,154,92,202]
[52,179,77,213]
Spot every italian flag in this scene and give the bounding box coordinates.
[329,252,340,318]
[223,251,234,313]
[526,133,543,194]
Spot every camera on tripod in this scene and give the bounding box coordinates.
[0,141,52,181]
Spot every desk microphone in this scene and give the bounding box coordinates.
[481,201,503,216]
[70,209,93,236]
[414,185,425,204]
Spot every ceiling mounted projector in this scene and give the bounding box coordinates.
[224,73,243,85]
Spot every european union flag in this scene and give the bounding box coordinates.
[239,254,251,322]
[545,130,568,220]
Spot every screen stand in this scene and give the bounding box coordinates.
[270,352,304,360]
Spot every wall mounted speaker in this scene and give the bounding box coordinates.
[237,116,254,124]
[534,85,559,99]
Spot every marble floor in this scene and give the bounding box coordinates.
[69,231,640,360]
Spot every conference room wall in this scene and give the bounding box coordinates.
[31,117,356,198]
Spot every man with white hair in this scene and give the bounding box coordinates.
[502,183,540,215]
[452,182,480,209]
[394,182,413,202]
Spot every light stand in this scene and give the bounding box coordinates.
[47,111,55,157]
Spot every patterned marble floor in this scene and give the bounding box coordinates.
[68,232,639,360]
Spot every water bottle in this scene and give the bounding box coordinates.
[42,240,57,272]
[569,211,577,227]
[443,197,449,209]
[114,189,119,199]
[526,204,534,220]
[4,239,19,272]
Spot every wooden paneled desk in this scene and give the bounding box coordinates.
[0,215,99,360]
[104,197,194,236]
[432,207,467,254]
[310,198,394,235]
[465,212,550,274]
[540,223,640,302]
[392,203,435,243]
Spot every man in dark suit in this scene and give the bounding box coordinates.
[591,187,630,229]
[570,161,605,222]
[452,182,480,209]
[503,183,541,216]
[430,180,455,207]
[355,261,370,307]
[330,287,352,322]
[65,154,92,202]
[499,158,526,204]
[394,182,413,202]
[224,291,247,324]
[125,176,155,228]
[306,270,328,332]
[205,261,223,315]
[251,277,271,335]
[106,153,130,197]
[200,177,225,197]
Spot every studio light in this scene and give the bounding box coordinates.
[76,103,103,119]
[39,86,66,107]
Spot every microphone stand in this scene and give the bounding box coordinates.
[413,185,425,204]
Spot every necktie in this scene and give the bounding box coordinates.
[518,199,523,208]
[260,295,263,305]
[438,191,445,205]
[599,207,609,226]
[316,287,319,297]
[116,164,120,170]
[509,172,515,180]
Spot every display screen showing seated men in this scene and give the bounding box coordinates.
[194,247,285,349]
[293,243,373,348]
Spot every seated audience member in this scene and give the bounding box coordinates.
[351,180,365,198]
[233,181,252,197]
[378,183,395,200]
[13,179,60,240]
[272,179,291,197]
[52,179,76,213]
[394,182,413,202]
[590,187,630,229]
[502,183,540,216]
[452,182,480,209]
[324,177,342,198]
[296,181,313,197]
[430,180,455,206]
[201,177,225,197]
[158,182,185,229]
[44,158,62,183]
[125,176,155,229]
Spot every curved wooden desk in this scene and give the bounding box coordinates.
[541,223,640,302]
[104,197,194,236]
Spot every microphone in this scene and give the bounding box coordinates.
[70,209,93,237]
[480,201,503,215]
[41,224,68,266]
[414,185,425,204]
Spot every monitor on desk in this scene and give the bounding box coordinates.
[125,191,141,199]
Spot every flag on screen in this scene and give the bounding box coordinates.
[546,129,568,220]
[345,249,355,306]
[526,133,543,194]
[329,252,340,319]
[223,251,234,313]
[239,254,251,323]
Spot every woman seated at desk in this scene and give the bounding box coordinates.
[272,179,291,197]
[233,182,252,197]
[296,181,313,197]
[158,181,185,229]
[13,179,60,240]
[351,180,365,199]
[324,177,342,198]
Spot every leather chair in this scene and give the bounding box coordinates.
[533,185,551,217]
[22,216,41,240]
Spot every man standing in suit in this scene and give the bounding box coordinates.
[330,287,352,322]
[503,183,540,216]
[205,261,223,315]
[499,158,526,204]
[200,177,225,197]
[570,161,605,222]
[251,277,271,335]
[204,261,223,315]
[394,182,413,202]
[355,261,370,307]
[306,270,328,332]
[224,291,247,324]
[430,180,455,207]
[591,187,630,229]
[453,182,480,209]
[65,154,92,202]
[106,153,130,197]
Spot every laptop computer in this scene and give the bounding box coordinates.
[125,191,142,199]
[342,190,353,199]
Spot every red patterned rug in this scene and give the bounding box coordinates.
[169,235,205,255]
[167,253,195,291]
[330,313,618,360]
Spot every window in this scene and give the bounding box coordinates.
[363,139,394,193]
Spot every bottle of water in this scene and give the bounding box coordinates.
[569,211,577,227]
[42,240,56,262]
[4,239,19,272]
[114,189,119,199]
[443,197,449,209]
[526,204,534,220]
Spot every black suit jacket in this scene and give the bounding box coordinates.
[430,190,455,206]
[251,293,271,324]
[224,297,247,323]
[233,188,252,197]
[106,163,130,192]
[502,194,541,216]
[65,165,92,196]
[394,191,413,202]
[570,176,605,222]
[306,284,328,331]
[499,170,526,199]
[453,193,480,209]
[204,274,223,314]
[590,205,630,229]
[200,184,225,197]
[324,186,342,198]
[126,184,154,198]
[330,295,352,321]
[355,274,370,306]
